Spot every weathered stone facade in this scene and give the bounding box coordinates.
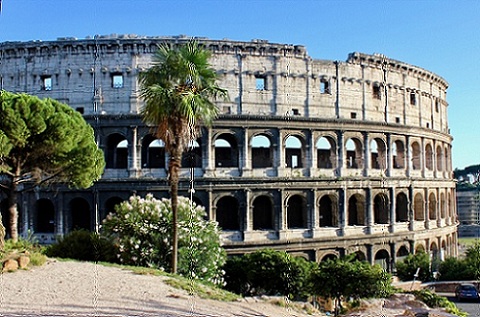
[0,35,457,270]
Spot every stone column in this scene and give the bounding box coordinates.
[363,132,370,177]
[386,133,393,177]
[308,130,316,176]
[366,187,374,233]
[339,186,347,236]
[242,127,251,172]
[204,128,214,176]
[405,135,411,177]
[244,189,252,231]
[337,130,344,177]
[276,129,285,176]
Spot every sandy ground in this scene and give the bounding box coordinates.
[0,259,321,317]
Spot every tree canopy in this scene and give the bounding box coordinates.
[0,90,105,240]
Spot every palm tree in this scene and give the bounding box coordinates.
[139,41,227,274]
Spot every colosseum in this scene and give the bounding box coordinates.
[0,35,457,270]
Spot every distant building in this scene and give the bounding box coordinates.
[456,186,480,237]
[0,35,458,270]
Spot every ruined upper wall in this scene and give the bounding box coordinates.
[0,35,450,134]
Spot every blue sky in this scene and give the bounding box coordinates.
[1,0,479,169]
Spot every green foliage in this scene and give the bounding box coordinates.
[412,289,467,317]
[395,250,431,282]
[438,257,474,281]
[45,230,117,263]
[223,249,316,299]
[1,237,47,268]
[101,194,226,285]
[310,254,394,303]
[0,90,105,240]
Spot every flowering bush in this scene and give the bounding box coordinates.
[102,194,226,284]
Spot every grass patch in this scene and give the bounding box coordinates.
[1,237,47,269]
[458,237,480,246]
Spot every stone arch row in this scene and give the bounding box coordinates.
[102,128,452,175]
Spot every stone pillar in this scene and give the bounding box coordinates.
[244,189,252,231]
[363,132,370,177]
[308,130,316,176]
[408,185,414,231]
[424,188,430,229]
[276,129,285,176]
[128,126,140,177]
[337,130,344,177]
[242,127,251,172]
[366,187,373,233]
[386,133,393,177]
[405,135,411,177]
[56,193,64,236]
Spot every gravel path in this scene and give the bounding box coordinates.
[0,260,318,317]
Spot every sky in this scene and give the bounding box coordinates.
[0,0,479,170]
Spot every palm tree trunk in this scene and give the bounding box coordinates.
[169,148,181,274]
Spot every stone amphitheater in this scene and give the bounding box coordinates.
[0,35,457,270]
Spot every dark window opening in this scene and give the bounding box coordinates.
[76,107,84,114]
[181,140,202,168]
[69,198,91,231]
[287,195,307,229]
[216,196,240,231]
[253,196,274,230]
[395,117,400,123]
[106,134,128,169]
[348,194,365,226]
[373,85,381,99]
[374,194,389,224]
[215,135,239,167]
[396,193,408,222]
[410,92,416,105]
[351,112,357,119]
[35,199,55,233]
[319,195,337,227]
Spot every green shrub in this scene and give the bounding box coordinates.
[45,230,117,262]
[101,194,226,285]
[412,289,467,317]
[395,250,431,282]
[223,249,315,299]
[438,257,474,281]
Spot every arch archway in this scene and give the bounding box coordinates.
[285,135,304,168]
[428,192,437,220]
[316,136,336,169]
[395,192,408,222]
[214,133,239,167]
[252,195,274,230]
[106,133,128,168]
[216,196,240,231]
[392,140,405,169]
[374,193,389,224]
[69,197,91,231]
[141,135,165,168]
[346,138,363,169]
[287,194,307,229]
[374,249,390,272]
[319,195,338,227]
[370,138,386,170]
[414,193,424,221]
[35,199,55,233]
[348,194,366,226]
[251,135,273,168]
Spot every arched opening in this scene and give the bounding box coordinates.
[430,242,440,271]
[316,136,336,169]
[287,194,307,229]
[182,140,202,168]
[444,146,451,172]
[396,246,410,263]
[320,254,338,262]
[285,135,303,168]
[429,192,437,220]
[69,197,91,231]
[106,133,128,169]
[436,145,443,171]
[393,140,405,169]
[251,135,273,168]
[374,249,390,272]
[374,193,389,224]
[414,193,424,221]
[214,133,239,167]
[440,193,446,218]
[105,196,124,216]
[425,144,433,171]
[319,195,338,227]
[35,199,55,233]
[411,142,421,170]
[353,251,367,261]
[252,195,274,230]
[348,194,366,226]
[346,138,363,169]
[370,138,386,170]
[395,193,409,222]
[216,196,240,231]
[142,134,165,168]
